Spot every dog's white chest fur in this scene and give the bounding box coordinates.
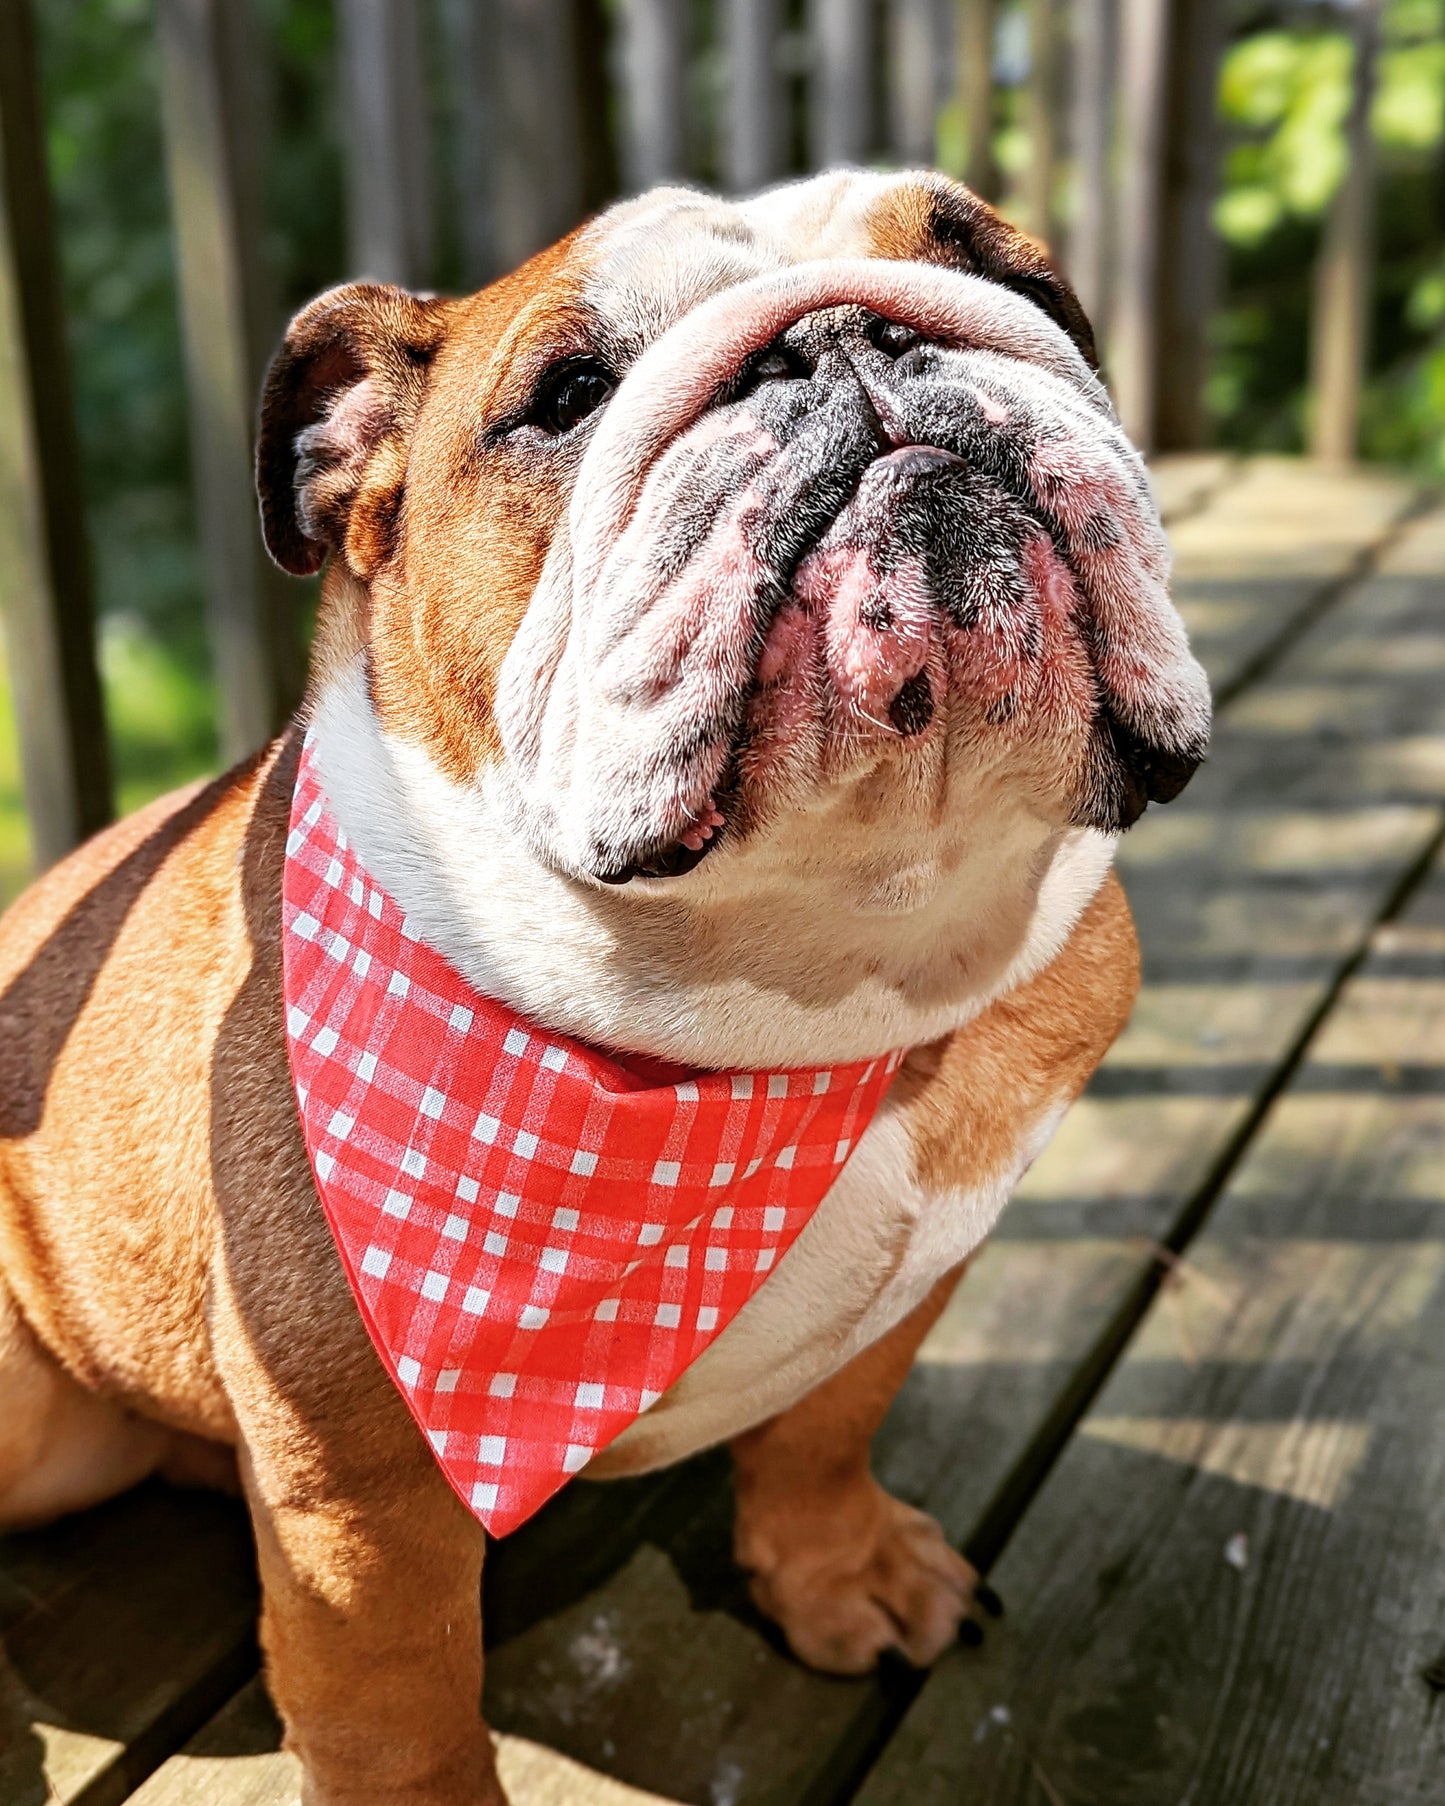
[305,666,1096,1468]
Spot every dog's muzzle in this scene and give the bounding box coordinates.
[496,261,1212,885]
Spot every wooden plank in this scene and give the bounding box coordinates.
[854,857,1445,1806]
[1309,0,1382,463]
[1023,0,1061,243]
[1153,0,1224,451]
[125,1675,687,1805]
[153,0,301,764]
[1109,0,1168,450]
[435,0,498,285]
[810,0,874,168]
[952,0,997,199]
[334,0,434,287]
[486,0,606,272]
[620,0,688,190]
[0,1482,256,1806]
[0,0,112,868]
[888,0,938,167]
[1065,0,1114,333]
[1167,456,1416,701]
[103,466,1437,1806]
[723,0,786,193]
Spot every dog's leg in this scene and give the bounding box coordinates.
[242,1435,503,1806]
[0,1275,169,1531]
[730,1262,976,1674]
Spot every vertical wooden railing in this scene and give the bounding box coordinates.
[335,0,435,288]
[1309,0,1383,462]
[0,0,111,865]
[0,0,1389,875]
[154,0,300,765]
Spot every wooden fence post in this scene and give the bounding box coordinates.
[954,0,997,199]
[1067,0,1114,330]
[1309,0,1381,463]
[155,0,300,764]
[724,0,786,191]
[810,0,874,167]
[1026,0,1062,242]
[890,0,939,166]
[0,0,112,867]
[1154,0,1224,450]
[335,0,434,287]
[436,0,498,286]
[622,0,689,188]
[487,0,602,270]
[1109,0,1168,451]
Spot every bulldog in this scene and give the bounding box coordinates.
[0,170,1209,1804]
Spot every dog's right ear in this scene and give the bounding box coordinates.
[256,282,454,579]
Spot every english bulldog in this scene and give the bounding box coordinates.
[0,170,1209,1804]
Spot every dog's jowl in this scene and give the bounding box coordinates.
[0,170,1209,1805]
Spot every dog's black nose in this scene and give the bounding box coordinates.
[745,306,933,394]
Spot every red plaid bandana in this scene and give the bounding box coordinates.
[282,743,902,1534]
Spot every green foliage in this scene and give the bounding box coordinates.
[1216,31,1353,244]
[1210,0,1445,461]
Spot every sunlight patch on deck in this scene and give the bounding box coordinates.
[1079,1416,1372,1511]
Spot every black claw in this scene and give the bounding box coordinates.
[958,1617,984,1647]
[975,1581,1005,1619]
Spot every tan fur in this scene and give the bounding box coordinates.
[0,176,1146,1803]
[899,870,1138,1196]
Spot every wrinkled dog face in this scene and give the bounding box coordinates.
[260,170,1209,906]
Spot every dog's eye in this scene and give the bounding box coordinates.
[533,358,617,435]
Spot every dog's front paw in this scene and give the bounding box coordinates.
[738,1477,979,1674]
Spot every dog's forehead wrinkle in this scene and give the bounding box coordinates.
[580,170,935,361]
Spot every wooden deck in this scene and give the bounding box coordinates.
[4,455,1444,1806]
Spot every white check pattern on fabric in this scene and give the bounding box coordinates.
[282,740,903,1534]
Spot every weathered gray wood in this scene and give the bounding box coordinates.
[335,0,434,287]
[0,1482,256,1806]
[153,0,301,763]
[0,0,112,868]
[1024,0,1061,242]
[435,0,499,285]
[621,0,688,189]
[126,1675,687,1805]
[888,0,938,167]
[810,0,874,167]
[1109,0,1168,449]
[1309,0,1382,463]
[1066,0,1114,331]
[487,0,599,271]
[1154,0,1224,451]
[953,0,997,198]
[856,843,1445,1806]
[723,0,786,193]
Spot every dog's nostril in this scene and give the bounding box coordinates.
[869,316,921,358]
[746,342,813,388]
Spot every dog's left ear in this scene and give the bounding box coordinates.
[256,282,455,579]
[911,176,1098,371]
